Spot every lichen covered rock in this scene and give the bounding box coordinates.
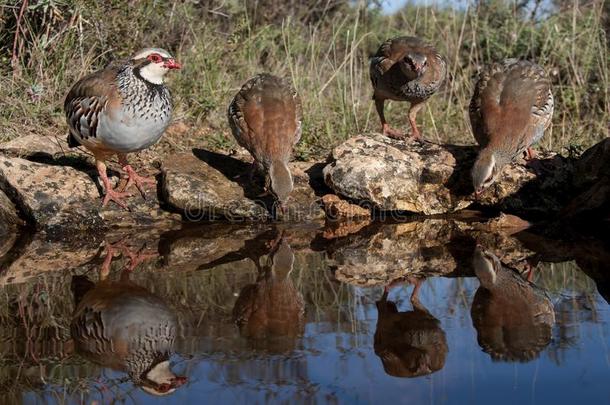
[323,133,567,216]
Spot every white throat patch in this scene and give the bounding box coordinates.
[138,63,168,85]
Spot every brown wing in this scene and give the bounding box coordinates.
[469,62,505,147]
[227,74,300,165]
[470,60,553,153]
[64,67,121,147]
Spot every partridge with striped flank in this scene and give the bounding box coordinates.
[64,48,181,209]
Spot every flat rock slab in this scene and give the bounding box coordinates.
[161,152,269,221]
[161,150,324,222]
[0,156,179,232]
[323,133,565,216]
[0,234,100,286]
[0,135,66,160]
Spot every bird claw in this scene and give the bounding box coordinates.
[121,166,156,199]
[101,188,131,210]
[382,125,406,140]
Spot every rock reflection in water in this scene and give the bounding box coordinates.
[374,280,448,378]
[70,250,187,396]
[232,235,305,351]
[471,246,555,362]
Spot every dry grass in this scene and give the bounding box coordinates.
[0,0,607,159]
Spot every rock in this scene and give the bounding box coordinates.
[0,189,22,259]
[0,188,22,229]
[323,133,567,216]
[284,162,325,222]
[468,213,531,235]
[0,135,65,160]
[321,194,371,220]
[159,225,262,272]
[571,138,610,188]
[0,155,102,231]
[562,138,610,218]
[161,150,324,222]
[0,156,180,233]
[0,234,100,285]
[327,221,462,287]
[161,152,269,221]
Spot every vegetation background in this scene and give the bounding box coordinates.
[0,0,608,161]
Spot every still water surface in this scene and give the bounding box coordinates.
[0,221,608,404]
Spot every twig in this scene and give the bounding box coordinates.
[11,0,28,76]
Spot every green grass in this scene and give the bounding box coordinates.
[0,0,607,158]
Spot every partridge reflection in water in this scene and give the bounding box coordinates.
[70,262,186,396]
[471,246,555,362]
[374,279,448,378]
[232,237,305,351]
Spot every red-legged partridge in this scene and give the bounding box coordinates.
[228,73,302,212]
[470,59,553,195]
[471,246,555,362]
[374,285,448,377]
[64,48,181,209]
[370,36,446,140]
[232,238,304,351]
[71,273,186,396]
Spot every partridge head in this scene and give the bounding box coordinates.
[130,48,181,84]
[399,52,428,79]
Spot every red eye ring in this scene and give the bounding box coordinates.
[147,53,162,63]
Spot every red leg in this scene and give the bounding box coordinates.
[117,244,158,273]
[96,159,130,210]
[375,97,405,139]
[408,101,425,141]
[100,243,118,280]
[523,260,536,282]
[524,147,537,160]
[409,277,423,304]
[118,154,156,198]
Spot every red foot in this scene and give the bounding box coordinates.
[523,147,537,160]
[122,165,156,199]
[117,244,158,272]
[410,128,422,141]
[382,124,406,140]
[102,187,131,210]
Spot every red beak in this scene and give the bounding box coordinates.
[164,59,181,69]
[171,376,187,387]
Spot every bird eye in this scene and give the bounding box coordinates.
[148,54,162,63]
